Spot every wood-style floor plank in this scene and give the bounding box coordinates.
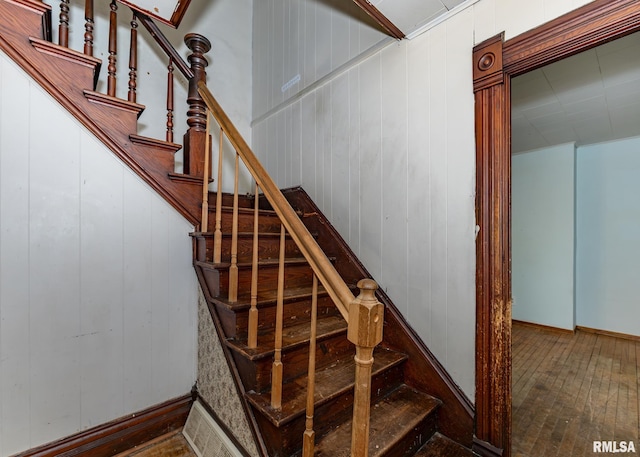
[115,431,196,457]
[512,323,640,457]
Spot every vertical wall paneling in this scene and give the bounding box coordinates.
[0,54,32,456]
[300,93,316,196]
[427,24,449,362]
[151,198,171,401]
[122,174,153,412]
[347,69,361,252]
[320,84,331,215]
[0,51,198,453]
[303,0,317,89]
[291,101,302,187]
[331,5,350,78]
[406,35,431,340]
[315,2,332,87]
[330,73,350,239]
[79,132,125,428]
[250,0,597,399]
[29,87,82,446]
[357,54,383,281]
[380,43,408,311]
[443,10,476,384]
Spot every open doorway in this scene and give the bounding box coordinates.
[510,31,640,455]
[472,1,640,456]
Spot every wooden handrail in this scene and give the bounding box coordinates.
[198,81,354,320]
[137,14,193,80]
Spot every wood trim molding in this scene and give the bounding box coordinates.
[12,394,192,457]
[473,1,640,456]
[576,326,640,343]
[351,0,405,39]
[473,32,512,457]
[473,436,504,457]
[504,0,640,76]
[512,320,575,335]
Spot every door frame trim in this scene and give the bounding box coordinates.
[472,1,640,455]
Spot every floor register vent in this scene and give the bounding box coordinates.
[183,401,244,457]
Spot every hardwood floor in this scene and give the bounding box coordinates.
[512,322,640,456]
[115,431,196,457]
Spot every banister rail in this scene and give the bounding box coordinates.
[197,81,354,320]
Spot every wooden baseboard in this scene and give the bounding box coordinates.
[473,436,503,457]
[512,319,575,334]
[12,394,193,457]
[576,325,640,342]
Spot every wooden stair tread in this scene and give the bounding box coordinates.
[314,385,442,457]
[226,315,347,360]
[210,283,331,311]
[246,348,408,427]
[414,433,475,457]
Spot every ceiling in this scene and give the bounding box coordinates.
[354,0,469,37]
[512,31,640,154]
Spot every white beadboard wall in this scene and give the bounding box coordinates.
[0,52,197,457]
[251,0,594,398]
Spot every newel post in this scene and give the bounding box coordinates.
[347,279,384,457]
[183,33,212,179]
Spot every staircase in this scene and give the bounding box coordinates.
[0,1,476,455]
[193,189,475,457]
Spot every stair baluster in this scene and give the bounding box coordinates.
[107,0,117,97]
[271,224,286,409]
[200,111,211,232]
[84,0,93,55]
[213,128,223,262]
[302,274,319,457]
[228,151,239,302]
[247,183,260,348]
[58,0,69,47]
[128,13,138,103]
[166,59,174,142]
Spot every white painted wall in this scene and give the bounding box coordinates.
[251,0,594,398]
[576,137,640,336]
[0,51,198,456]
[512,144,576,330]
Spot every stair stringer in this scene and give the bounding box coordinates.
[280,186,476,449]
[195,265,270,457]
[0,0,203,225]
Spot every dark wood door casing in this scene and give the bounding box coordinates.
[473,1,640,456]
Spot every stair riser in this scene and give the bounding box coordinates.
[217,295,340,340]
[215,235,304,264]
[206,208,283,233]
[217,263,315,298]
[255,363,406,457]
[233,333,352,393]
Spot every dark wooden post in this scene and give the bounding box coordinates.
[183,33,211,178]
[128,13,138,102]
[84,0,94,55]
[107,0,118,97]
[473,33,511,457]
[58,0,69,47]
